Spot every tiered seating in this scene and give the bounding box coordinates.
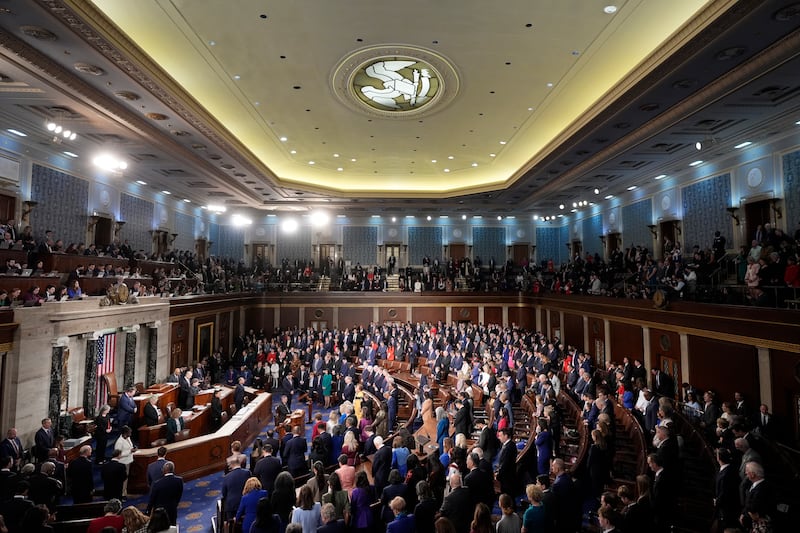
[670,407,715,532]
[608,403,647,488]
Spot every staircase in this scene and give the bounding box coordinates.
[317,276,331,291]
[386,274,401,292]
[670,408,716,532]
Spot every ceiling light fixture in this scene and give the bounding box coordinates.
[559,204,565,209]
[654,174,667,180]
[290,150,297,154]
[689,160,704,167]
[443,169,450,173]
[594,188,600,194]
[281,218,298,233]
[533,215,539,220]
[279,136,288,142]
[207,204,227,213]
[310,210,329,226]
[183,198,191,203]
[136,180,147,186]
[627,185,637,191]
[232,214,252,226]
[471,163,478,167]
[93,153,128,172]
[497,216,502,221]
[161,190,171,195]
[6,129,26,137]
[46,120,77,143]
[426,215,432,221]
[604,5,618,14]
[734,141,752,149]
[462,214,467,220]
[489,153,496,157]
[499,141,506,145]
[62,151,78,158]
[604,194,614,200]
[391,217,397,222]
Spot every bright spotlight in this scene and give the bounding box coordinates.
[281,218,299,233]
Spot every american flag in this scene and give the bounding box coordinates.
[95,333,116,411]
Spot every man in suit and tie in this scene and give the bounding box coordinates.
[714,448,740,530]
[147,461,184,525]
[495,428,517,498]
[100,449,127,500]
[221,455,251,520]
[651,368,674,399]
[755,404,776,439]
[386,386,398,432]
[253,444,281,494]
[178,370,194,410]
[0,456,18,501]
[437,472,472,533]
[147,447,168,489]
[340,375,355,403]
[464,451,494,509]
[0,428,23,471]
[234,376,246,410]
[648,453,676,532]
[165,408,185,443]
[550,458,580,533]
[453,398,470,438]
[34,418,55,463]
[282,426,308,477]
[740,461,772,530]
[3,481,34,533]
[116,387,138,429]
[66,445,94,504]
[275,394,291,425]
[371,436,392,496]
[143,395,161,427]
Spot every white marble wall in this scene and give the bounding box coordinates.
[2,296,170,447]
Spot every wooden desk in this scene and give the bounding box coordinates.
[128,391,272,494]
[137,406,210,449]
[62,436,92,463]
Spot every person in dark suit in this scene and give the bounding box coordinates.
[177,370,192,409]
[281,426,308,477]
[146,461,184,525]
[755,403,776,440]
[221,455,251,520]
[116,388,137,429]
[210,389,223,431]
[386,387,398,432]
[0,456,18,501]
[463,452,494,510]
[340,376,355,404]
[142,395,161,427]
[317,501,347,533]
[33,419,55,463]
[263,429,281,462]
[2,481,34,533]
[234,376,246,410]
[146,447,168,489]
[495,428,517,498]
[550,458,580,533]
[651,368,674,398]
[437,472,472,533]
[165,408,185,443]
[274,395,290,425]
[371,435,392,496]
[66,445,94,504]
[386,496,415,533]
[94,407,112,464]
[100,449,127,500]
[741,461,772,530]
[1,428,24,471]
[252,444,281,494]
[27,461,62,512]
[475,423,498,464]
[714,448,740,530]
[648,453,676,532]
[452,399,470,438]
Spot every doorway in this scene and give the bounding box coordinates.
[0,194,15,223]
[606,233,620,258]
[745,199,772,245]
[449,243,467,261]
[319,243,336,273]
[571,240,582,259]
[384,243,400,275]
[252,243,272,271]
[94,217,113,248]
[659,221,676,259]
[512,244,529,266]
[658,355,681,397]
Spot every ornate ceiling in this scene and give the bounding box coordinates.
[0,0,799,217]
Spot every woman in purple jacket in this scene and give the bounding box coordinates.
[348,471,374,533]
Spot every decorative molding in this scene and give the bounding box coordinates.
[51,336,70,347]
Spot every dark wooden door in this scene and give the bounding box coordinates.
[449,243,466,260]
[745,199,772,245]
[512,244,529,265]
[659,221,676,259]
[0,194,15,223]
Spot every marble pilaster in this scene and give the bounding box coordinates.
[83,336,98,417]
[147,322,159,387]
[123,326,139,389]
[48,343,64,433]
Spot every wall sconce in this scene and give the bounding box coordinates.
[114,220,126,232]
[22,200,38,219]
[725,207,740,226]
[769,199,782,219]
[647,224,658,238]
[672,221,682,235]
[170,233,178,244]
[599,235,606,246]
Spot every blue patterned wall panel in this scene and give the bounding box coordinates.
[408,226,442,264]
[30,164,89,247]
[119,193,154,254]
[276,226,312,263]
[208,222,220,256]
[682,173,731,251]
[173,211,195,252]
[558,225,569,264]
[473,227,505,265]
[784,150,800,229]
[343,226,377,266]
[536,226,569,265]
[621,198,653,251]
[217,225,245,261]
[582,215,603,258]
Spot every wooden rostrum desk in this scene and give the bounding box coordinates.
[128,390,272,494]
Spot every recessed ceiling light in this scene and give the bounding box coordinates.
[233,75,241,80]
[473,215,482,219]
[208,40,216,46]
[440,215,448,219]
[336,167,343,171]
[796,120,800,125]
[689,160,704,167]
[497,216,502,221]
[489,153,496,157]
[337,214,346,218]
[308,161,315,165]
[734,141,752,149]
[426,215,432,221]
[604,5,618,14]
[654,174,667,180]
[557,214,564,218]
[136,180,147,185]
[627,185,637,191]
[604,194,614,200]
[471,163,478,167]
[333,153,339,157]
[559,204,565,209]
[448,156,454,160]
[499,141,506,145]
[546,82,553,87]
[571,209,577,213]
[594,188,600,194]
[279,136,288,142]
[371,215,381,219]
[533,215,539,220]
[183,198,191,203]
[162,190,171,195]
[431,159,437,163]
[406,215,415,219]
[351,158,357,162]
[443,168,450,173]
[391,217,397,222]
[6,129,26,137]
[63,151,78,158]
[528,107,534,111]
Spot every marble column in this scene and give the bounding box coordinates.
[146,322,160,387]
[123,326,140,389]
[49,337,69,434]
[84,336,98,417]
